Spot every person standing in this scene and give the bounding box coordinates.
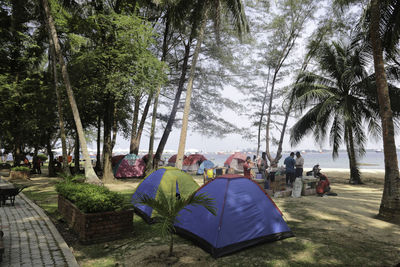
[284,152,296,186]
[257,152,268,181]
[295,151,304,178]
[243,156,253,179]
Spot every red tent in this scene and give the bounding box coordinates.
[112,155,126,168]
[224,152,247,172]
[167,154,187,166]
[182,154,207,172]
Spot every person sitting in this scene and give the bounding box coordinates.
[267,162,278,191]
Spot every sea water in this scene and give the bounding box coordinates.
[203,151,392,170]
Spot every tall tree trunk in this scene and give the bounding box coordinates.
[370,0,400,222]
[131,95,152,155]
[257,68,271,157]
[49,33,70,176]
[74,131,80,174]
[176,8,209,169]
[102,98,114,183]
[346,126,361,184]
[111,105,118,150]
[129,94,141,154]
[147,86,161,171]
[153,28,195,166]
[46,138,55,177]
[149,13,170,169]
[95,116,102,171]
[42,0,101,184]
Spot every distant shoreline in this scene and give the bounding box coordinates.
[319,168,385,173]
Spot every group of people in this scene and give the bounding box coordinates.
[22,156,42,174]
[284,151,304,186]
[242,151,304,189]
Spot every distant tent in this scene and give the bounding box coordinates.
[174,174,294,258]
[224,152,247,172]
[113,154,146,178]
[112,155,126,168]
[196,160,215,175]
[131,167,199,223]
[182,154,207,172]
[167,154,187,166]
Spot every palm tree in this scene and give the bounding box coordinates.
[290,41,381,184]
[175,0,249,169]
[369,0,400,222]
[134,185,216,256]
[42,0,101,184]
[335,0,400,224]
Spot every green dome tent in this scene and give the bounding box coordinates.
[131,167,199,223]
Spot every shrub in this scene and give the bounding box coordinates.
[11,166,30,172]
[37,154,48,162]
[56,181,127,213]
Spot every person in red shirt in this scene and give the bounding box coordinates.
[243,156,253,178]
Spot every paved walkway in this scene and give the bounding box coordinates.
[0,180,79,267]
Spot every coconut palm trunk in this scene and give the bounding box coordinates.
[345,126,361,184]
[175,8,209,169]
[370,0,400,222]
[42,0,101,184]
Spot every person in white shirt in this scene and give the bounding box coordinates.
[295,151,304,178]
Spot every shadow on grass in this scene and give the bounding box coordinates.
[277,200,400,266]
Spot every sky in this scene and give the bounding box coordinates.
[107,1,394,155]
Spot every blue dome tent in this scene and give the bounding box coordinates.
[174,174,294,257]
[196,160,215,175]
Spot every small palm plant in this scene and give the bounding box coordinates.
[134,184,216,256]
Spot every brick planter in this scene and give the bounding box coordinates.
[10,170,29,180]
[58,195,133,244]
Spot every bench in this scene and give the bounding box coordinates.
[0,186,26,206]
[0,228,4,262]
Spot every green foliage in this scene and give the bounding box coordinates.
[56,181,128,213]
[134,184,216,255]
[37,154,48,162]
[11,166,30,172]
[60,173,86,183]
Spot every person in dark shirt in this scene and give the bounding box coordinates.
[284,152,295,186]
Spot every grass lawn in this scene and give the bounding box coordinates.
[5,169,400,266]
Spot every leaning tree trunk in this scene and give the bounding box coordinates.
[131,95,152,155]
[49,35,70,176]
[370,0,400,222]
[175,8,209,169]
[42,0,101,184]
[153,22,195,168]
